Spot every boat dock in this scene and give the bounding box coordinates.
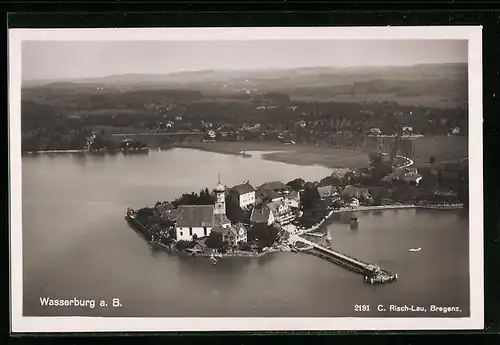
[289,235,398,284]
[303,232,326,238]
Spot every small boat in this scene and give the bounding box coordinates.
[326,232,332,243]
[209,254,218,264]
[408,247,422,252]
[349,217,359,224]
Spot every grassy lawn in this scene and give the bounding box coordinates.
[411,136,468,166]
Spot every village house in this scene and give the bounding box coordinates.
[175,116,183,121]
[296,120,307,128]
[382,167,423,186]
[229,182,256,209]
[342,185,371,200]
[284,190,301,208]
[317,185,339,200]
[211,223,248,248]
[166,121,174,128]
[448,126,460,135]
[256,188,283,203]
[349,197,360,208]
[250,206,275,226]
[402,126,413,136]
[266,200,296,226]
[258,181,290,195]
[369,127,382,136]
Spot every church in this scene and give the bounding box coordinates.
[175,176,244,242]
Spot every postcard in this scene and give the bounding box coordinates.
[9,26,483,332]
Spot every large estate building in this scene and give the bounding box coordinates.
[229,182,256,209]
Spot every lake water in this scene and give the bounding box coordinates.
[21,149,469,317]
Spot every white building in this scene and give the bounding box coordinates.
[229,182,256,209]
[175,177,230,241]
[317,185,338,200]
[212,223,248,248]
[350,198,360,208]
[266,200,296,226]
[250,206,275,225]
[402,126,413,136]
[285,190,300,208]
[175,205,215,241]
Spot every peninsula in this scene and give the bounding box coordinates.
[125,151,466,285]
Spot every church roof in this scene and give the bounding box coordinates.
[176,205,214,228]
[214,213,231,227]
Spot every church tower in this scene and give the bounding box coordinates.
[214,174,226,216]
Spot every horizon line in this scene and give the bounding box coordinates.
[22,62,467,83]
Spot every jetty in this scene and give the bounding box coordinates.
[289,234,398,284]
[304,231,326,238]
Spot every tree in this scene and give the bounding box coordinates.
[206,231,223,249]
[286,178,305,191]
[248,223,279,248]
[300,184,321,210]
[238,241,252,251]
[225,196,250,223]
[369,152,384,168]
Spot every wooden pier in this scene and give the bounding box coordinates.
[290,234,398,284]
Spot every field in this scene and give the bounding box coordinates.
[411,136,468,167]
[176,141,370,169]
[290,93,465,109]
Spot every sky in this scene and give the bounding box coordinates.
[21,40,468,81]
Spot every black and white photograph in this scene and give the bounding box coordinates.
[9,27,483,332]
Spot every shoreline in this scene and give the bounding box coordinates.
[149,239,289,258]
[23,148,149,155]
[167,141,369,169]
[296,203,464,235]
[129,202,463,260]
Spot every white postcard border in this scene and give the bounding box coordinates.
[9,26,483,333]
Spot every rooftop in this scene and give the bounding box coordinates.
[257,188,282,201]
[343,185,370,197]
[231,182,255,195]
[176,205,214,228]
[287,190,300,199]
[258,181,289,192]
[317,185,337,198]
[250,207,271,223]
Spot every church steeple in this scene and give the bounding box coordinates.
[214,174,226,215]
